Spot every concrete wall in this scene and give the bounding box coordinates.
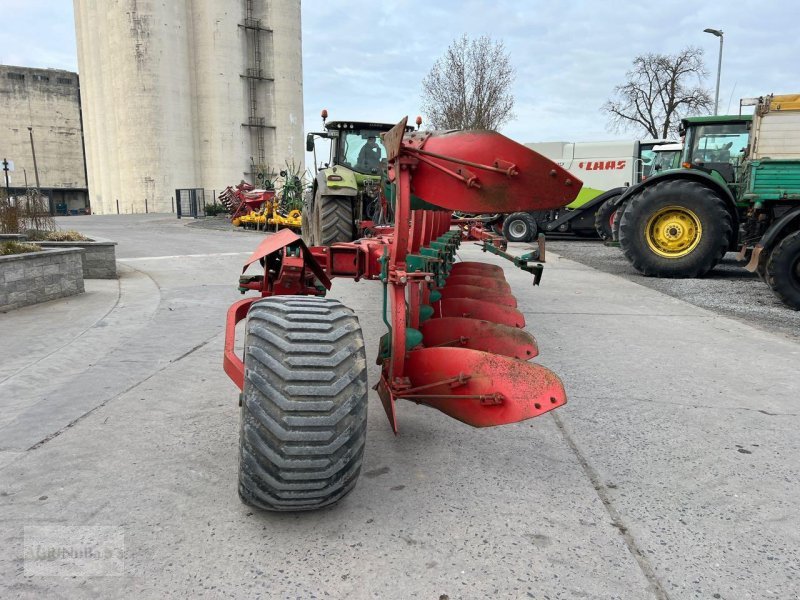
[73,0,304,215]
[0,247,85,311]
[33,239,117,279]
[0,65,89,211]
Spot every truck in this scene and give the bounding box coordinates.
[499,138,671,242]
[615,94,800,309]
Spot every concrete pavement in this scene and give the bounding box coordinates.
[0,215,797,599]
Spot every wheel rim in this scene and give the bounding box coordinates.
[508,220,528,238]
[645,206,703,258]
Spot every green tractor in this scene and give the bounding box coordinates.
[303,111,414,245]
[614,94,800,309]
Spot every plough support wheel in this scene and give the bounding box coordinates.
[238,297,368,511]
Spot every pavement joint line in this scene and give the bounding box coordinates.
[119,252,251,261]
[0,278,123,387]
[569,395,798,417]
[21,331,224,455]
[519,311,715,317]
[550,411,671,600]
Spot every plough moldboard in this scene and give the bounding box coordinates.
[224,117,583,511]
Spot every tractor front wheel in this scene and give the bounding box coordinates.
[611,200,627,242]
[502,212,537,243]
[619,180,732,277]
[594,197,619,241]
[766,231,800,309]
[314,192,355,245]
[238,296,368,511]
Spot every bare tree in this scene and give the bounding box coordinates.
[421,35,515,130]
[603,47,714,138]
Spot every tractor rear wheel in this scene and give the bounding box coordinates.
[619,180,732,277]
[314,192,355,245]
[594,197,619,241]
[766,231,800,309]
[301,188,315,245]
[502,212,537,242]
[238,296,368,511]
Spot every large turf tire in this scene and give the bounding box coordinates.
[315,192,355,245]
[502,212,538,242]
[594,197,619,241]
[238,296,368,511]
[766,231,800,309]
[618,180,732,278]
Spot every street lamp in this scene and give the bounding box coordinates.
[704,28,724,115]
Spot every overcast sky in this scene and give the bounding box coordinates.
[2,0,798,144]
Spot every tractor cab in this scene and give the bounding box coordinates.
[307,119,413,175]
[679,115,752,184]
[325,121,393,175]
[638,139,673,181]
[647,142,683,177]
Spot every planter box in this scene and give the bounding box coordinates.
[0,234,27,242]
[0,247,85,311]
[33,237,117,279]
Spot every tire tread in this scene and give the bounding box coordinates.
[238,296,368,511]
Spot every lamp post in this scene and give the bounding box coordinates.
[27,126,41,190]
[703,28,724,115]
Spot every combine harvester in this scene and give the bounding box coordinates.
[223,118,582,511]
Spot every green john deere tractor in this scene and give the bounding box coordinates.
[303,112,413,245]
[612,94,800,309]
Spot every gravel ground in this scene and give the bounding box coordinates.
[547,236,800,340]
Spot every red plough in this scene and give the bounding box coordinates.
[224,118,582,511]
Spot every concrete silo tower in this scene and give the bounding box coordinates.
[73,0,304,215]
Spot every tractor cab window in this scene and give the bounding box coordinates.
[685,122,749,182]
[689,124,749,164]
[640,148,657,177]
[638,143,661,180]
[338,130,386,174]
[651,150,680,173]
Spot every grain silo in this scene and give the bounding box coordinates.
[73,0,304,215]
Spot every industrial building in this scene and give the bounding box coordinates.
[0,65,89,214]
[73,0,304,215]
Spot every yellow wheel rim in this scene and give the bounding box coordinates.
[645,206,703,258]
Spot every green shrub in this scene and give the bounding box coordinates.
[0,241,42,255]
[24,229,90,241]
[205,203,229,217]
